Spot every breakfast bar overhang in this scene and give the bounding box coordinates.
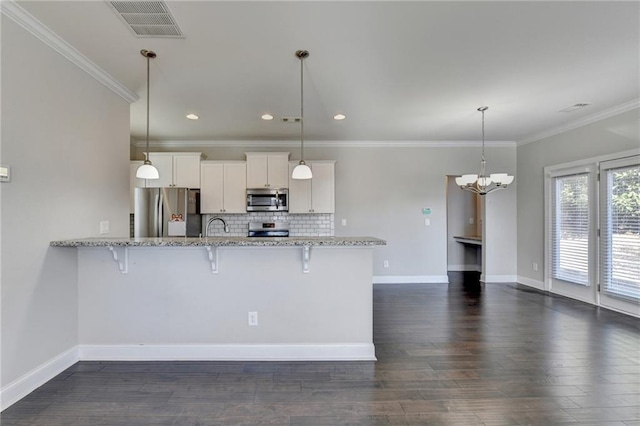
[51,237,385,361]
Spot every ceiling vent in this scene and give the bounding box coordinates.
[559,103,591,113]
[107,1,184,38]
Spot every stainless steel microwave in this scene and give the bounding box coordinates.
[246,188,288,212]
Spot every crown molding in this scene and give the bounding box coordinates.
[130,140,517,149]
[518,98,640,146]
[1,0,138,104]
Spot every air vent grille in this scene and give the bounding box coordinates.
[107,1,184,38]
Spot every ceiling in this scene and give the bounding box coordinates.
[14,1,640,144]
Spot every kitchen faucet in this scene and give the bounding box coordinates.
[206,217,230,236]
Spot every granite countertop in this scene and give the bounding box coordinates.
[50,236,387,247]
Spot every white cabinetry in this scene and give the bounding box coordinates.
[245,152,289,189]
[146,152,202,188]
[200,161,247,214]
[288,161,335,213]
[129,161,147,214]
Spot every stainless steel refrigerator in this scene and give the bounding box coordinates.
[134,187,201,237]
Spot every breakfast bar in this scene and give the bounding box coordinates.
[51,236,385,361]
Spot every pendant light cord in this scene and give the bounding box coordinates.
[480,108,485,162]
[300,54,305,163]
[478,107,487,182]
[146,54,150,161]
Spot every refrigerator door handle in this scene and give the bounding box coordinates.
[156,192,163,237]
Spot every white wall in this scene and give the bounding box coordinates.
[517,109,640,286]
[134,144,518,281]
[77,246,375,360]
[1,16,130,393]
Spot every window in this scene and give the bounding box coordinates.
[552,173,590,285]
[600,161,640,301]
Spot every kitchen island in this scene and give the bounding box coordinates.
[51,236,385,361]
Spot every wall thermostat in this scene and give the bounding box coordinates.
[0,165,10,183]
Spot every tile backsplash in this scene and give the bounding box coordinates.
[203,212,335,237]
[130,212,335,237]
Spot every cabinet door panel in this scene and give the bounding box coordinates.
[246,155,268,188]
[224,163,247,213]
[268,155,290,188]
[200,163,224,214]
[146,154,173,188]
[174,155,201,188]
[311,162,335,213]
[288,162,312,213]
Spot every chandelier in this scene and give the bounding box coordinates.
[455,106,514,195]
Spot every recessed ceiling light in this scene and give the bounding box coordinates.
[333,114,346,120]
[186,114,199,120]
[261,114,274,120]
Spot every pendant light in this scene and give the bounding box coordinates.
[136,49,159,180]
[455,106,514,195]
[291,50,313,180]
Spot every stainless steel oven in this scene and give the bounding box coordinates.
[247,221,289,237]
[246,188,288,212]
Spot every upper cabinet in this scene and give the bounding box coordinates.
[200,161,247,214]
[245,152,289,189]
[288,161,335,214]
[146,152,202,188]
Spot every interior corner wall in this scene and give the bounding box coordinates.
[516,108,640,285]
[1,16,130,391]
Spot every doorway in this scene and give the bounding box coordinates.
[446,176,483,276]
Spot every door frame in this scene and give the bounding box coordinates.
[544,148,640,316]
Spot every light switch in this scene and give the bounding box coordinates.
[99,221,110,234]
[424,218,430,226]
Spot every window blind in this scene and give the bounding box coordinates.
[600,163,640,301]
[552,173,589,285]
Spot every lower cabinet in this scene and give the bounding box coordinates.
[288,161,335,213]
[200,161,247,214]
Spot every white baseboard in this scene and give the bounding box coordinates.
[0,346,79,411]
[482,275,518,283]
[373,275,449,284]
[448,264,481,272]
[517,275,546,290]
[78,343,376,361]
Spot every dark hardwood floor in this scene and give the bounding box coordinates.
[2,272,639,425]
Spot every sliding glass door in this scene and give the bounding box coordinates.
[546,153,640,315]
[547,165,598,304]
[599,156,640,316]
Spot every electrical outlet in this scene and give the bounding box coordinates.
[469,218,474,225]
[248,311,258,326]
[383,260,389,268]
[341,218,347,226]
[99,221,110,234]
[532,263,538,272]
